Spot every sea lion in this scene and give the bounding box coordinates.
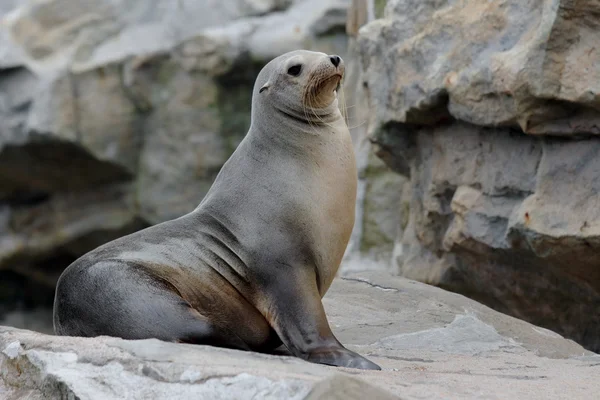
[53,50,381,370]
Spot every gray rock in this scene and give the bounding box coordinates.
[247,0,351,61]
[342,5,406,271]
[4,0,292,76]
[0,29,24,70]
[0,309,53,336]
[358,0,600,135]
[0,183,143,270]
[26,65,144,175]
[4,0,348,77]
[169,0,352,78]
[0,1,26,69]
[358,152,405,262]
[378,122,600,353]
[357,0,600,353]
[1,271,599,399]
[131,53,252,223]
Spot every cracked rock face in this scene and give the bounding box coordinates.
[1,271,599,400]
[358,0,600,353]
[359,0,600,134]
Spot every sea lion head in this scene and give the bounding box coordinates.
[251,50,345,125]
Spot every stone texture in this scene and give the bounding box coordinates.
[1,271,599,400]
[357,152,406,263]
[0,1,25,69]
[342,0,407,271]
[0,183,140,266]
[359,0,600,135]
[4,0,293,76]
[358,0,600,354]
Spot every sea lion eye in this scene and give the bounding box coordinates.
[287,64,302,76]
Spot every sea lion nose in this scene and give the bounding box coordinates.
[330,55,341,67]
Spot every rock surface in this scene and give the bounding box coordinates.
[342,0,406,271]
[1,271,598,400]
[358,0,600,352]
[359,0,600,134]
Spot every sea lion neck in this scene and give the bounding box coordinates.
[250,98,343,137]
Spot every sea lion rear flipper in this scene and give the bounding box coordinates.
[264,268,381,371]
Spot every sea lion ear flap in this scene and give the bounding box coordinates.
[259,82,270,94]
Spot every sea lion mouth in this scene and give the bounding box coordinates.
[304,72,344,108]
[332,74,343,92]
[321,73,343,93]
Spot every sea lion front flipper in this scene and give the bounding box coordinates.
[263,268,381,371]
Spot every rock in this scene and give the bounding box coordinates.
[0,0,25,69]
[0,67,37,116]
[1,340,19,359]
[247,0,350,60]
[4,0,347,77]
[0,183,143,268]
[357,0,600,353]
[1,271,599,399]
[171,0,353,79]
[131,54,255,223]
[25,67,143,176]
[4,0,293,76]
[374,121,600,354]
[0,26,24,70]
[0,62,146,271]
[0,309,53,336]
[305,374,400,400]
[358,0,600,135]
[0,0,351,204]
[358,152,406,262]
[342,0,407,271]
[345,0,373,37]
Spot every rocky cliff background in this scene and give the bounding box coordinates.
[0,0,598,358]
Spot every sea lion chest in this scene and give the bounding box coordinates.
[198,116,356,296]
[300,124,357,291]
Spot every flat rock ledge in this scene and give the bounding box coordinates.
[1,271,599,400]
